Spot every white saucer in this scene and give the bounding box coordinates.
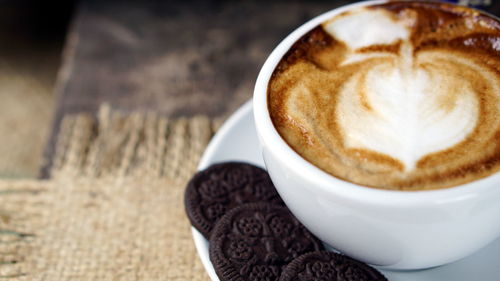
[191,100,500,281]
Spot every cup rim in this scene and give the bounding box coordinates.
[253,0,500,205]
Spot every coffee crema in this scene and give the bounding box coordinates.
[268,1,500,190]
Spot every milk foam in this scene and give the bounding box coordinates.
[329,9,479,171]
[337,53,480,171]
[268,2,500,190]
[324,9,409,49]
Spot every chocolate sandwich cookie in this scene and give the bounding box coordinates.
[210,203,323,281]
[185,162,284,237]
[280,251,387,281]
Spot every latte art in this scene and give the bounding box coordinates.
[268,2,500,190]
[337,43,483,172]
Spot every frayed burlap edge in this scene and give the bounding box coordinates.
[51,105,224,182]
[0,105,224,280]
[0,180,49,279]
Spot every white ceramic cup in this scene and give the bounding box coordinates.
[253,0,500,270]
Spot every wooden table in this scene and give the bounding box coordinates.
[40,0,500,178]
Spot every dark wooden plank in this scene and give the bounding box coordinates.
[53,0,354,117]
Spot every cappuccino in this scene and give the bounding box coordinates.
[268,1,500,190]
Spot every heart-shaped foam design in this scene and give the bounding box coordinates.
[268,3,500,189]
[337,49,480,171]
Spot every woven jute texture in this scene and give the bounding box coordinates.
[0,106,223,280]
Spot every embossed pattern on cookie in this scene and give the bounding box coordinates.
[185,162,284,237]
[280,251,388,281]
[209,203,323,281]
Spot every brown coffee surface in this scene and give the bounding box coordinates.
[268,1,500,190]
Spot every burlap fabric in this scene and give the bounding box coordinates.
[0,106,223,280]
